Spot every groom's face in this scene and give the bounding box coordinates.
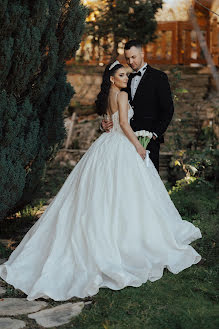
[124,46,144,72]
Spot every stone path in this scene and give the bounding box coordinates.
[0,298,48,316]
[0,317,26,329]
[0,294,90,328]
[28,302,85,328]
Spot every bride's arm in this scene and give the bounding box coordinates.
[118,92,146,160]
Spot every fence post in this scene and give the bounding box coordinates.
[211,17,219,66]
[178,22,183,64]
[172,22,178,64]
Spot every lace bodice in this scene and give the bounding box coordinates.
[110,104,134,134]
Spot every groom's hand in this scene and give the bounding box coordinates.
[101,119,113,133]
[152,132,158,141]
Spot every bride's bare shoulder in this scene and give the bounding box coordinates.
[117,91,128,103]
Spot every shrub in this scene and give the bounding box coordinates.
[0,1,87,219]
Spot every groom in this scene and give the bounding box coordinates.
[102,40,174,172]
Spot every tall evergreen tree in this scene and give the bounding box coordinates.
[86,0,163,59]
[0,0,87,219]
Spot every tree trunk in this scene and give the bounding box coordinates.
[111,35,119,61]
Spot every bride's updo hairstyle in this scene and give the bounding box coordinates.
[95,61,124,116]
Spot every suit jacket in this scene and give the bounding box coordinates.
[125,64,174,143]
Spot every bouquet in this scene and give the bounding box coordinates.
[134,130,153,149]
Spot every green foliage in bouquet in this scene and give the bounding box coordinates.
[0,0,87,219]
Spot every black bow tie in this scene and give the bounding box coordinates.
[129,67,146,78]
[130,71,141,77]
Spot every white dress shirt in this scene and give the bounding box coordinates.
[130,63,158,138]
[131,63,148,100]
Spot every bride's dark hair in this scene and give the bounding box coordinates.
[95,62,124,116]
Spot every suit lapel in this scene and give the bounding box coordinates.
[127,76,132,102]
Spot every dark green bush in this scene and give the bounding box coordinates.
[0,0,87,219]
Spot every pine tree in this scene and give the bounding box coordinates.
[0,0,87,219]
[86,0,163,59]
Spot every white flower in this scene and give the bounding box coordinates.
[135,130,153,138]
[145,132,152,139]
[144,131,153,139]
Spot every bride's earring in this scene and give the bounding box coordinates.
[110,77,115,85]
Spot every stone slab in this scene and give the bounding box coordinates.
[0,318,26,329]
[28,302,84,328]
[0,298,47,316]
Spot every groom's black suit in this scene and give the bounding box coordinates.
[127,64,174,172]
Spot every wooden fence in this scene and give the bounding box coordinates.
[67,18,219,66]
[145,19,219,65]
[145,21,207,65]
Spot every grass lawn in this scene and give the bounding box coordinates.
[0,160,218,329]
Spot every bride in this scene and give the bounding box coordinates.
[0,61,202,301]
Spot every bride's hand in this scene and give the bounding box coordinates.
[136,144,146,160]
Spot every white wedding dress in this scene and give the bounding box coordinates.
[0,105,202,301]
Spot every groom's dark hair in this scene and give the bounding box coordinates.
[124,40,143,50]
